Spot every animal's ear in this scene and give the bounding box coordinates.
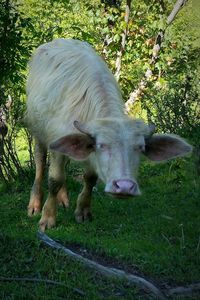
[49,133,95,160]
[143,134,192,161]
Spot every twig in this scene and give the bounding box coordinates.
[167,0,187,25]
[167,283,200,297]
[161,233,172,245]
[179,223,185,249]
[115,0,131,81]
[37,231,166,299]
[0,277,67,287]
[37,232,200,298]
[196,235,200,252]
[0,277,86,296]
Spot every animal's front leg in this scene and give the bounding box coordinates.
[56,158,69,208]
[39,178,62,231]
[75,172,97,223]
[39,153,66,231]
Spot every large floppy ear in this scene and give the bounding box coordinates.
[49,133,95,160]
[143,134,192,161]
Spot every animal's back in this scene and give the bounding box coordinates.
[26,39,124,145]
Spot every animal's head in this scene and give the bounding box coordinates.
[49,118,192,197]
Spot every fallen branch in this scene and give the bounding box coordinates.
[125,0,188,113]
[167,283,200,297]
[0,276,86,296]
[0,276,67,287]
[37,232,200,298]
[167,0,187,25]
[37,231,166,299]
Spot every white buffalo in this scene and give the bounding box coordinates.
[25,39,192,230]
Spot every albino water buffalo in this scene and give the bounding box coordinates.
[25,39,192,231]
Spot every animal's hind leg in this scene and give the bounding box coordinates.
[56,158,69,208]
[75,171,97,223]
[57,184,69,208]
[28,140,47,216]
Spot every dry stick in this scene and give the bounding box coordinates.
[167,0,187,25]
[0,162,7,182]
[167,283,200,298]
[0,277,86,296]
[38,232,200,298]
[115,0,131,81]
[0,277,68,288]
[37,231,167,300]
[24,128,34,168]
[2,240,200,299]
[125,0,188,113]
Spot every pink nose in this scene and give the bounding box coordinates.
[112,180,138,196]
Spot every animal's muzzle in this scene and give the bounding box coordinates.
[105,179,140,196]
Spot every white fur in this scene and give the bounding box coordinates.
[26,39,125,146]
[26,38,192,203]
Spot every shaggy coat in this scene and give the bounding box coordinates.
[26,39,125,145]
[25,39,192,230]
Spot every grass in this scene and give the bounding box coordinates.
[51,158,200,283]
[0,236,140,300]
[0,154,200,299]
[0,181,143,300]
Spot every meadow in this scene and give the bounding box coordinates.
[0,152,199,299]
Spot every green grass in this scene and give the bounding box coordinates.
[0,236,140,300]
[0,187,143,300]
[50,158,200,283]
[0,155,200,299]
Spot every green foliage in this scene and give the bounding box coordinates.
[0,0,29,109]
[0,2,29,183]
[0,0,199,174]
[141,17,200,146]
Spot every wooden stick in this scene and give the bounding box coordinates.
[167,0,187,25]
[37,231,166,299]
[0,277,86,296]
[167,283,200,297]
[115,0,132,81]
[0,277,68,287]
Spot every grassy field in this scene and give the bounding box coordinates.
[0,154,200,299]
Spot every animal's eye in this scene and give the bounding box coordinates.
[134,144,145,152]
[96,143,108,151]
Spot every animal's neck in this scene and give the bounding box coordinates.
[79,92,125,123]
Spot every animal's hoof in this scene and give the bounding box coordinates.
[28,204,41,217]
[75,208,93,223]
[57,187,69,208]
[39,216,56,231]
[57,196,69,208]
